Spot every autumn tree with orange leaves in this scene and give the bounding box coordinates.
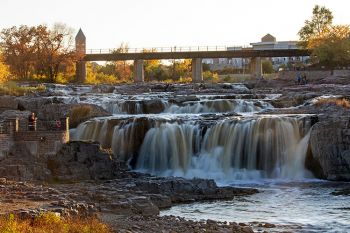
[0,23,77,81]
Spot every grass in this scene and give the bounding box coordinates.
[0,81,46,96]
[70,105,93,128]
[315,98,350,108]
[0,212,111,233]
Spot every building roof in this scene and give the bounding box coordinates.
[261,34,276,42]
[75,28,86,41]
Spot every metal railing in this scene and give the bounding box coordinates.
[18,119,67,132]
[85,45,253,54]
[0,121,10,134]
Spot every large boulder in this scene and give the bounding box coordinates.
[48,141,128,181]
[308,117,350,181]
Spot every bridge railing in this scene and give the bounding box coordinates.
[85,45,253,54]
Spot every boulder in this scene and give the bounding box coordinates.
[48,141,128,181]
[0,96,18,111]
[308,117,350,181]
[142,99,166,114]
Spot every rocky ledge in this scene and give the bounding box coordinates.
[0,175,258,232]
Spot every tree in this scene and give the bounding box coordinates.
[0,25,36,79]
[262,60,274,74]
[0,53,10,83]
[111,43,132,81]
[298,5,350,69]
[298,5,333,47]
[0,24,76,81]
[34,23,76,81]
[312,25,350,69]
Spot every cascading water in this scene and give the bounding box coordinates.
[72,114,313,182]
[135,116,312,181]
[164,99,272,114]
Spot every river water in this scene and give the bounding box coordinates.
[58,84,350,233]
[161,180,350,232]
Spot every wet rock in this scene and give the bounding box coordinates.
[262,223,276,228]
[142,99,166,114]
[331,188,350,196]
[309,117,350,181]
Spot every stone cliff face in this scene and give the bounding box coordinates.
[309,117,350,181]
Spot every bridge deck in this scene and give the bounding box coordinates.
[83,49,311,61]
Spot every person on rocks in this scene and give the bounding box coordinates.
[296,73,301,85]
[55,119,62,130]
[28,112,37,131]
[302,74,307,84]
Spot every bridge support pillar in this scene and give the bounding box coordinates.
[191,58,203,83]
[250,57,262,79]
[76,61,86,83]
[133,60,144,83]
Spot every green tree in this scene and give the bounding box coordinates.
[299,5,350,69]
[262,60,274,74]
[312,25,350,69]
[298,5,333,47]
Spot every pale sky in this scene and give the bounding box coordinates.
[1,0,349,50]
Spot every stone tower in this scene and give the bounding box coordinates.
[75,29,86,83]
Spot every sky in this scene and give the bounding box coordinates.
[1,0,349,50]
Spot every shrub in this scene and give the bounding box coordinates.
[0,81,46,96]
[315,98,350,108]
[0,212,111,233]
[178,77,192,83]
[203,71,219,83]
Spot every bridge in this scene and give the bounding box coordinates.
[75,29,311,83]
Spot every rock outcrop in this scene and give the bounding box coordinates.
[309,117,350,181]
[48,141,127,181]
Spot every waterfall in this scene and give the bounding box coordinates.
[102,101,144,114]
[135,116,312,180]
[164,99,272,114]
[72,115,312,181]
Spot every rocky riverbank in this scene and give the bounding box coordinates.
[0,140,258,232]
[0,175,258,232]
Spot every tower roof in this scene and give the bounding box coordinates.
[261,34,276,43]
[75,28,86,41]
